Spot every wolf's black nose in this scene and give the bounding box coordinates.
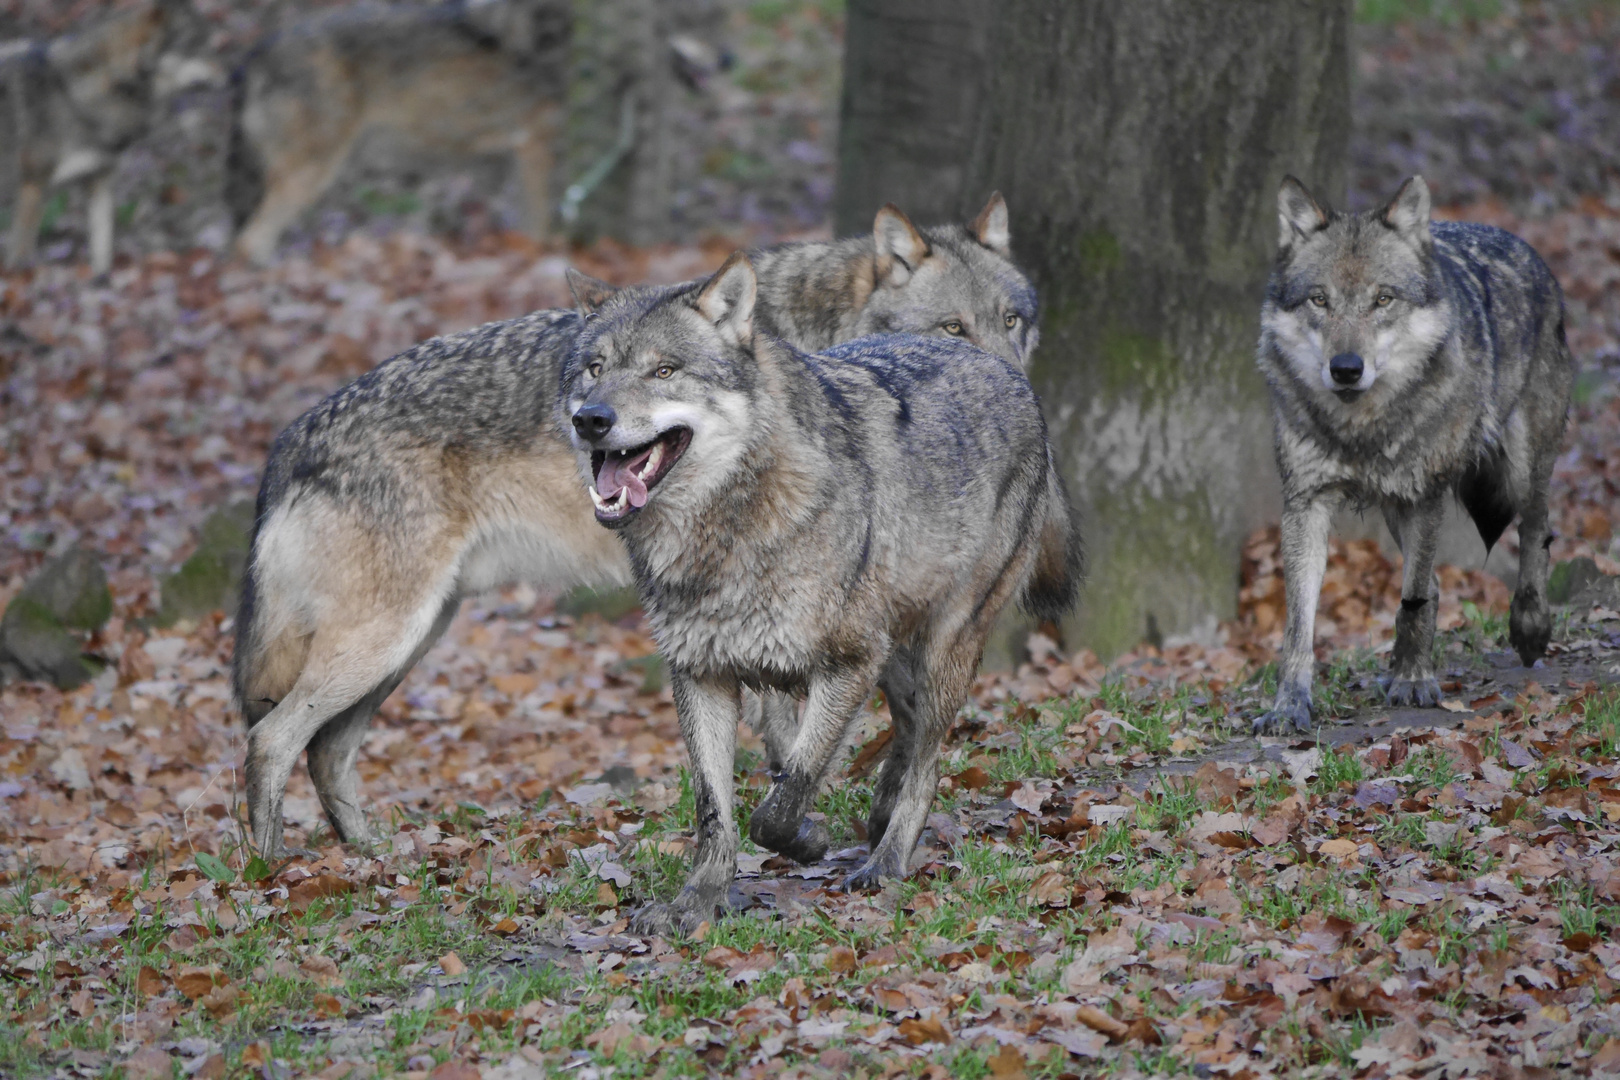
[572,403,616,440]
[1329,353,1364,386]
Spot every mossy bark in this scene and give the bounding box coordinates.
[837,0,1350,658]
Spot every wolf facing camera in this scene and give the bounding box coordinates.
[561,255,1079,934]
[1256,175,1574,735]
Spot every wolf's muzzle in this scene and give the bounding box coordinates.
[1329,353,1364,387]
[572,403,616,441]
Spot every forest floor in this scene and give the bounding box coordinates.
[6,1,1620,1078]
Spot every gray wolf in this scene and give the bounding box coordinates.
[227,0,571,265]
[2,0,208,275]
[561,254,1079,934]
[236,195,1049,859]
[1256,175,1574,734]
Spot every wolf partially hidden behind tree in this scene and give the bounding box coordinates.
[1256,175,1574,735]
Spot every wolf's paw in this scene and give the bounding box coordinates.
[841,854,906,893]
[1253,697,1312,736]
[1381,673,1442,708]
[749,792,828,864]
[765,817,829,865]
[630,889,721,938]
[1509,601,1551,667]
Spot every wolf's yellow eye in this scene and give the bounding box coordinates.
[654,364,675,379]
[1004,313,1019,329]
[943,320,965,336]
[1309,293,1328,308]
[587,360,603,378]
[1376,293,1394,307]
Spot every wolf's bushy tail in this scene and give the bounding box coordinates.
[223,62,265,231]
[1021,449,1083,624]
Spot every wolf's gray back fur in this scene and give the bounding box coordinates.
[559,256,1077,932]
[1257,175,1573,734]
[236,197,1053,860]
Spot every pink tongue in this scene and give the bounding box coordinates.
[596,453,650,508]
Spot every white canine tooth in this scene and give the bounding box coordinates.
[641,441,665,479]
[589,486,609,511]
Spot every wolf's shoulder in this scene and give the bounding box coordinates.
[1432,221,1551,277]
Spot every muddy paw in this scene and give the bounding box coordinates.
[630,890,720,938]
[1381,673,1442,708]
[841,856,904,893]
[1509,605,1551,667]
[770,817,829,865]
[1253,696,1312,736]
[749,795,829,865]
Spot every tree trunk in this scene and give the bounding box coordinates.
[837,0,1351,659]
[565,0,723,245]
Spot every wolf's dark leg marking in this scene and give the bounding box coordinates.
[1381,495,1444,707]
[633,670,739,937]
[866,645,921,848]
[749,660,881,865]
[1511,449,1557,666]
[1257,497,1331,735]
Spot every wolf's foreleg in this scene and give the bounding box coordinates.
[87,172,113,275]
[1510,453,1556,666]
[632,670,740,937]
[1382,494,1445,706]
[1256,496,1331,734]
[6,181,45,269]
[749,659,882,865]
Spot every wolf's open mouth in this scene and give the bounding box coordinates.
[589,426,692,526]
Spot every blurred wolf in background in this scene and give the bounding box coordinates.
[1,0,213,275]
[227,0,573,265]
[561,255,1077,931]
[234,195,1063,859]
[1256,175,1574,735]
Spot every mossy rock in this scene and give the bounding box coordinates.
[11,548,111,631]
[0,598,95,689]
[156,500,255,627]
[1549,556,1605,605]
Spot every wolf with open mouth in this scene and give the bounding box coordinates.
[235,196,1050,861]
[562,254,1080,935]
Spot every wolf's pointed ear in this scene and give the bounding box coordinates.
[873,204,930,284]
[970,192,1011,256]
[1381,175,1432,243]
[566,268,618,316]
[1277,176,1328,250]
[694,251,757,347]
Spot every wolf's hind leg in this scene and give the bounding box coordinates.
[756,691,799,774]
[867,643,921,849]
[306,596,458,849]
[847,637,976,892]
[1382,494,1445,706]
[1256,497,1331,734]
[1510,450,1557,666]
